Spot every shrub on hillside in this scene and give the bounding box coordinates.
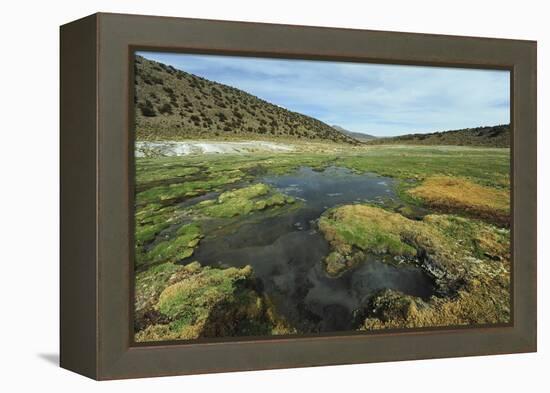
[139,100,156,117]
[158,102,173,115]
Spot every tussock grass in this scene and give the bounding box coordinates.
[361,273,510,329]
[135,262,295,342]
[318,204,510,328]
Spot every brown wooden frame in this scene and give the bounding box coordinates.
[60,12,537,380]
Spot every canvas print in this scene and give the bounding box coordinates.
[133,52,511,343]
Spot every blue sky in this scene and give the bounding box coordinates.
[138,51,510,137]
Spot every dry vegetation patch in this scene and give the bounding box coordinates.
[407,176,510,225]
[318,204,510,328]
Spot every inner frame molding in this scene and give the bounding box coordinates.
[60,12,536,380]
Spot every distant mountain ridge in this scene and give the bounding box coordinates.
[366,124,510,148]
[331,125,377,142]
[134,56,358,144]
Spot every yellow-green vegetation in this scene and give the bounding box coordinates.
[134,186,203,269]
[135,153,335,207]
[134,157,301,341]
[337,145,510,189]
[136,173,243,205]
[319,204,509,278]
[360,265,510,328]
[336,146,510,225]
[194,183,296,218]
[407,176,510,225]
[139,223,202,268]
[136,162,201,185]
[133,51,512,337]
[136,146,510,214]
[359,279,510,329]
[318,204,510,327]
[135,261,184,314]
[319,205,418,276]
[134,143,511,338]
[135,262,295,342]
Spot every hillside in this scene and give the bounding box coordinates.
[134,56,358,144]
[367,124,510,148]
[332,125,377,142]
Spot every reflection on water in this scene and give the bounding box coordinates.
[189,167,434,333]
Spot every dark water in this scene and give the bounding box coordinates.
[191,167,434,333]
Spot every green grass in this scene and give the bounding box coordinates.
[136,162,201,184]
[335,146,510,188]
[134,145,510,278]
[319,203,509,276]
[135,262,295,342]
[157,264,252,320]
[140,223,202,267]
[135,261,185,313]
[319,204,424,274]
[318,203,510,327]
[195,183,296,218]
[136,173,243,205]
[136,263,256,341]
[133,144,511,338]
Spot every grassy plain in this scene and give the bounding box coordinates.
[134,143,511,340]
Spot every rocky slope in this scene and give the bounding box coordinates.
[134,55,358,144]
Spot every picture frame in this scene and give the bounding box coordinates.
[60,12,537,380]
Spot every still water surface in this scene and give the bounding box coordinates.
[190,167,434,332]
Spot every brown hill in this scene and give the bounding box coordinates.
[134,55,358,144]
[367,124,510,148]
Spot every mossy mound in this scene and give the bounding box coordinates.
[144,223,202,264]
[318,204,510,328]
[135,204,175,247]
[135,261,186,314]
[319,205,419,258]
[136,173,242,205]
[194,183,296,218]
[319,204,509,281]
[136,222,203,269]
[319,204,448,279]
[135,262,294,342]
